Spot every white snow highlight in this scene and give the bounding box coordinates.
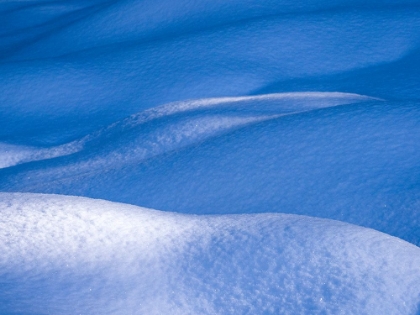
[1,0,420,313]
[1,193,419,315]
[0,92,375,169]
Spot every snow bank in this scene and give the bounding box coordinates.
[1,93,418,245]
[1,193,419,315]
[0,92,374,169]
[1,1,419,313]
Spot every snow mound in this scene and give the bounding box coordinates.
[1,193,419,315]
[0,92,374,169]
[1,94,418,245]
[1,1,420,313]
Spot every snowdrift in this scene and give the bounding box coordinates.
[1,193,419,315]
[1,0,420,313]
[1,93,418,245]
[1,1,420,143]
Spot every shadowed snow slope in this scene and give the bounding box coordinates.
[1,193,419,315]
[0,92,375,169]
[1,1,420,144]
[1,94,419,246]
[1,1,420,314]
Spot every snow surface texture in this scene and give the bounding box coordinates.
[1,193,420,315]
[1,0,420,314]
[2,0,420,143]
[0,92,375,169]
[1,93,419,246]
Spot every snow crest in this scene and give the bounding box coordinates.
[1,193,419,315]
[1,0,420,313]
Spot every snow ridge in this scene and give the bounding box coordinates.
[1,193,419,315]
[1,0,420,313]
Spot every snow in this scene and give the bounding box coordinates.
[1,0,420,313]
[0,92,375,169]
[0,141,82,169]
[1,193,419,315]
[2,2,420,144]
[1,93,418,245]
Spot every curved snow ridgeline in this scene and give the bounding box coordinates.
[1,0,420,314]
[0,92,376,169]
[1,1,420,142]
[1,193,419,315]
[1,92,419,246]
